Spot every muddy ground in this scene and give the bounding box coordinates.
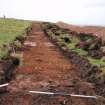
[0,23,101,105]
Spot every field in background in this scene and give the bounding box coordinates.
[0,18,31,59]
[57,21,105,40]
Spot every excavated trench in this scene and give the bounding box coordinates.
[42,22,105,98]
[0,23,104,105]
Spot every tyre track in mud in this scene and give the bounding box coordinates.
[0,23,97,105]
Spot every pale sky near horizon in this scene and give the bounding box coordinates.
[0,0,105,26]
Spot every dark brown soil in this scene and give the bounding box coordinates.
[0,23,98,105]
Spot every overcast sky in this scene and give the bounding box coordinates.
[0,0,105,26]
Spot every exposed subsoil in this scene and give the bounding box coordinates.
[0,23,98,105]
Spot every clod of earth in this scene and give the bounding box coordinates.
[0,57,20,84]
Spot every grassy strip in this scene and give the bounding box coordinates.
[0,18,31,59]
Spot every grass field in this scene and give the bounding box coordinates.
[0,18,31,59]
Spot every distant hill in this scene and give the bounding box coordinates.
[56,21,105,40]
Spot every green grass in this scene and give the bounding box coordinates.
[0,18,31,59]
[87,57,105,67]
[64,36,88,56]
[66,36,79,48]
[72,48,88,56]
[0,18,31,44]
[0,47,8,59]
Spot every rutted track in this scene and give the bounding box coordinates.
[0,23,99,105]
